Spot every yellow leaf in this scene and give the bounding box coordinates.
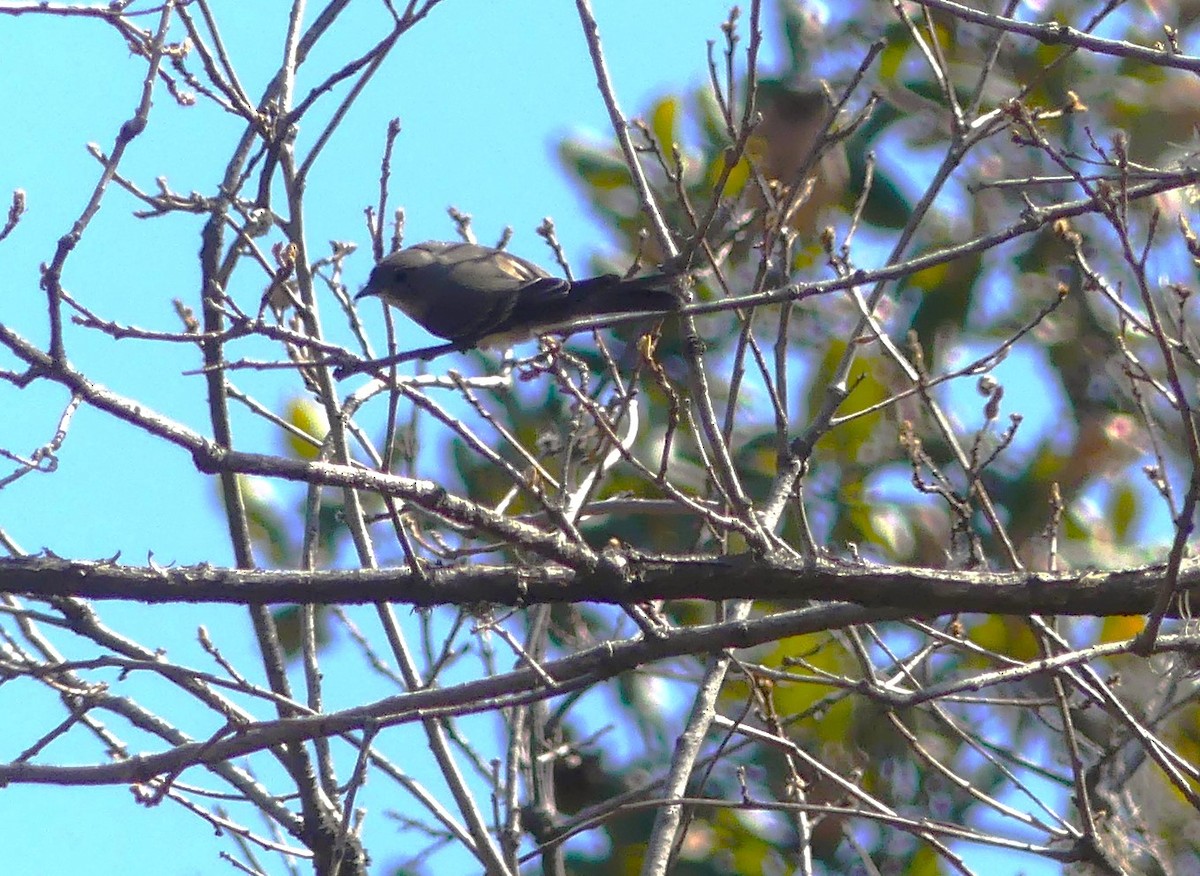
[1099,615,1142,642]
[284,398,328,461]
[1110,483,1137,541]
[650,96,678,154]
[705,151,751,198]
[968,614,1040,661]
[878,41,907,81]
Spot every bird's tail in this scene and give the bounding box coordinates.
[566,273,686,318]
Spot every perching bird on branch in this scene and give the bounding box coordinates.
[356,241,685,350]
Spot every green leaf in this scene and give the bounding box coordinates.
[1110,482,1137,541]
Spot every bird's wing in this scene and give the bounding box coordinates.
[417,241,550,285]
[402,243,558,341]
[437,244,570,313]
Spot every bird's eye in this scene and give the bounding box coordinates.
[390,267,408,283]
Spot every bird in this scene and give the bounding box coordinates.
[748,80,849,236]
[355,241,685,350]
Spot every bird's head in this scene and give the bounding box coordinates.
[355,249,436,319]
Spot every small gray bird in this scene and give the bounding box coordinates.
[356,241,684,349]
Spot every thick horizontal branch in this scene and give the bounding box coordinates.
[0,601,894,786]
[3,553,1196,617]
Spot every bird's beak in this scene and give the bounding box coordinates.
[354,283,378,302]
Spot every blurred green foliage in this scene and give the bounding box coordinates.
[244,1,1200,870]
